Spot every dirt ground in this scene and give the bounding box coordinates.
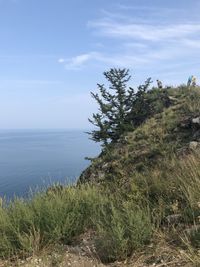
[0,232,193,267]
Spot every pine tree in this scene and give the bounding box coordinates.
[88,68,135,146]
[127,78,153,127]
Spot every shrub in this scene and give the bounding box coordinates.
[0,185,102,258]
[94,200,152,262]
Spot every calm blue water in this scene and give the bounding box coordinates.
[0,130,100,198]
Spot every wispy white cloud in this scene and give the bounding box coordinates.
[60,3,200,79]
[58,49,164,71]
[68,53,95,66]
[59,37,200,72]
[116,4,176,12]
[58,52,102,70]
[89,19,200,41]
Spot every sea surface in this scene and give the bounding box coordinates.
[0,130,100,198]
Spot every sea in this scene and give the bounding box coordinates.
[0,130,100,198]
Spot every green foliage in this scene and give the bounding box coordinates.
[127,87,172,129]
[94,201,152,262]
[0,185,152,261]
[88,68,173,148]
[0,185,102,258]
[88,68,135,146]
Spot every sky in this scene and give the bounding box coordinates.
[0,0,200,129]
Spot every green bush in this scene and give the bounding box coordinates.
[0,185,102,258]
[0,184,153,262]
[94,200,152,262]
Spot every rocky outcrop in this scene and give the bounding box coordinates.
[192,117,200,125]
[189,141,200,150]
[79,166,106,184]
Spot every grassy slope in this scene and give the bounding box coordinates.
[80,86,200,185]
[1,86,200,266]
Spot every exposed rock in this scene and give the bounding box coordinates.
[168,96,179,103]
[189,141,200,150]
[192,117,200,125]
[102,163,109,170]
[98,171,106,180]
[193,129,200,139]
[79,165,105,184]
[179,117,191,129]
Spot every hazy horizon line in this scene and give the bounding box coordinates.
[0,128,93,131]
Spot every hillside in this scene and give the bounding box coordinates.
[0,86,200,267]
[80,86,200,186]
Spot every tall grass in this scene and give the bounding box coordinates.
[143,153,200,265]
[0,155,200,264]
[0,184,152,262]
[0,185,99,257]
[175,154,200,210]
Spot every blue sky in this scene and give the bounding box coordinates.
[0,0,200,129]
